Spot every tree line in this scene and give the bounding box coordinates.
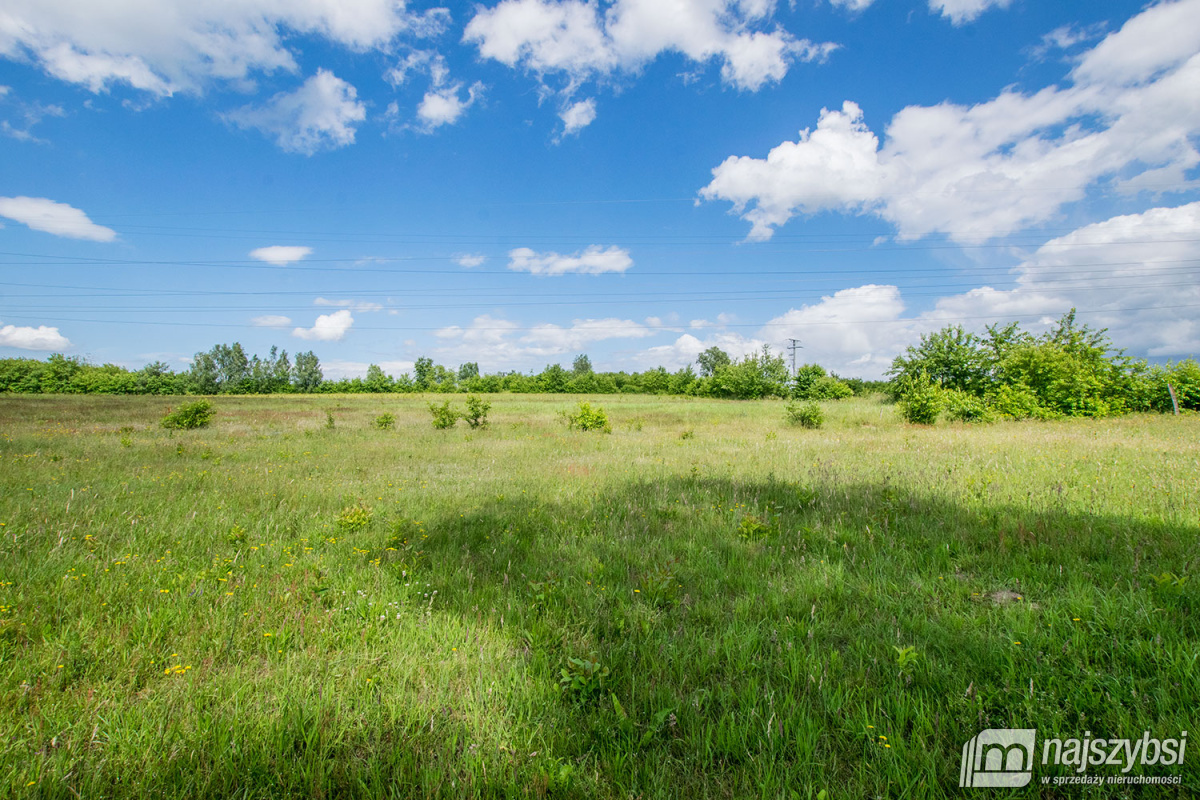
[0,344,883,400]
[3,311,1194,417]
[888,310,1199,419]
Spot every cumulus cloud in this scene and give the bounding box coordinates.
[928,0,1012,25]
[433,313,655,368]
[251,315,292,328]
[463,0,837,129]
[700,101,883,241]
[737,203,1200,377]
[632,330,766,370]
[249,245,312,265]
[923,201,1200,356]
[292,309,354,341]
[416,81,483,130]
[507,245,633,275]
[0,196,116,241]
[559,97,596,135]
[225,70,365,154]
[758,284,911,378]
[701,0,1200,243]
[321,358,415,380]
[0,321,71,350]
[0,0,447,96]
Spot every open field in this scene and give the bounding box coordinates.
[1,394,1198,798]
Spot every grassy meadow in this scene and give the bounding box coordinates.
[1,393,1198,798]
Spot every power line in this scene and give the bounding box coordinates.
[5,302,1198,333]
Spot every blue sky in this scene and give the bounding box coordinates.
[1,0,1198,379]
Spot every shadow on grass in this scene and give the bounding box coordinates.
[23,474,1200,799]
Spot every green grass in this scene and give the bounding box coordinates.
[1,394,1197,798]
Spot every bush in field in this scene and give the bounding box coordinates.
[793,364,853,400]
[336,503,373,532]
[988,383,1056,421]
[564,401,611,433]
[161,399,214,430]
[463,394,491,429]
[1167,359,1200,411]
[897,372,942,425]
[428,401,458,430]
[784,400,824,429]
[886,311,1182,420]
[374,413,395,430]
[942,389,995,423]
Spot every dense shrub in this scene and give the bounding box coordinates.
[1166,359,1200,411]
[463,394,491,429]
[942,389,995,423]
[428,401,458,430]
[784,401,824,429]
[161,399,215,430]
[988,384,1055,421]
[374,413,395,430]
[897,373,942,425]
[564,402,611,433]
[888,311,1186,421]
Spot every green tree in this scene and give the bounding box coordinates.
[189,351,219,394]
[539,363,570,393]
[697,346,731,377]
[291,351,323,392]
[364,364,393,393]
[572,354,593,376]
[888,325,991,395]
[413,357,435,390]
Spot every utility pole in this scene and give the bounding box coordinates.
[786,338,803,377]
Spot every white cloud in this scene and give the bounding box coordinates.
[829,0,876,10]
[225,70,365,154]
[251,315,292,328]
[455,253,487,267]
[433,313,656,368]
[292,309,354,341]
[314,297,384,312]
[924,202,1200,356]
[463,0,837,117]
[759,284,911,378]
[559,97,596,135]
[249,245,312,265]
[416,81,483,130]
[507,245,633,275]
[0,321,71,350]
[0,196,115,241]
[928,0,1011,26]
[633,330,766,370]
[0,98,66,142]
[522,317,657,351]
[0,0,447,95]
[322,358,415,380]
[385,49,441,88]
[738,203,1200,377]
[1071,0,1200,87]
[701,101,883,241]
[701,0,1200,243]
[1029,23,1106,61]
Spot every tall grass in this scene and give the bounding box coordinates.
[1,394,1196,798]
